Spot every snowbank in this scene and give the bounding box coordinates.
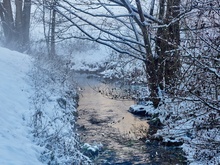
[139,98,220,165]
[0,47,91,165]
[0,47,44,165]
[28,55,91,164]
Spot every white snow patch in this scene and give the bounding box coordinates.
[0,47,44,165]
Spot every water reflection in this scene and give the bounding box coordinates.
[75,73,149,138]
[74,73,187,164]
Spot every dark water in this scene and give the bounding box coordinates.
[75,73,187,165]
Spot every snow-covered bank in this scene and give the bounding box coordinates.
[131,97,220,165]
[0,47,44,165]
[29,55,91,164]
[0,47,91,165]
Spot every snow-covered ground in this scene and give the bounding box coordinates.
[132,97,220,165]
[0,47,44,165]
[0,47,91,165]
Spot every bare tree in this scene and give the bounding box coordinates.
[180,0,220,119]
[0,0,15,45]
[35,0,71,58]
[0,0,31,51]
[53,0,182,107]
[41,0,57,57]
[160,0,220,163]
[155,0,181,91]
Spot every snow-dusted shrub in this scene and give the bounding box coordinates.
[101,51,146,87]
[149,2,220,164]
[151,95,220,165]
[29,55,91,165]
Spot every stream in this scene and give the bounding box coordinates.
[75,73,187,165]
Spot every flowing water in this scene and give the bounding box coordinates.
[75,73,187,165]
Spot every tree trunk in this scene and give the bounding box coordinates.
[0,0,31,51]
[50,2,56,57]
[156,0,181,93]
[1,0,15,46]
[136,0,181,107]
[22,0,31,51]
[15,0,23,45]
[43,0,56,58]
[136,0,160,108]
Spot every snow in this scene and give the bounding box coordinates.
[0,46,91,165]
[129,103,155,114]
[139,97,220,165]
[82,143,103,153]
[70,41,110,72]
[0,47,44,165]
